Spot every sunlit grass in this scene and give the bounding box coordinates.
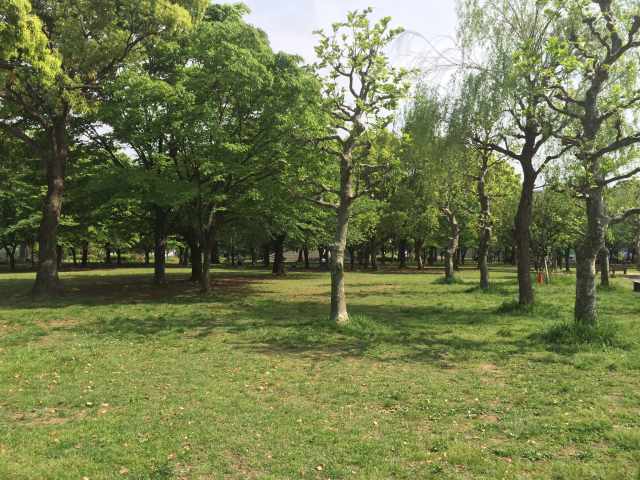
[0,266,639,479]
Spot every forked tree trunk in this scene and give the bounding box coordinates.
[33,118,68,296]
[330,159,352,325]
[515,163,536,305]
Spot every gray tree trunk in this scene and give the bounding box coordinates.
[575,190,606,325]
[33,116,68,296]
[444,210,460,282]
[415,238,424,270]
[477,156,491,290]
[330,157,352,324]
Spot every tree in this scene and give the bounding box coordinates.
[403,86,474,283]
[178,8,321,292]
[459,0,569,304]
[0,0,193,295]
[313,8,411,323]
[541,0,640,324]
[0,133,40,270]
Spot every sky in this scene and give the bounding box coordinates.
[244,0,460,71]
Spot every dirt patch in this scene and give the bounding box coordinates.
[224,450,262,479]
[478,363,500,372]
[12,407,88,426]
[478,414,500,423]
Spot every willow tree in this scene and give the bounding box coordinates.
[313,9,410,323]
[403,87,474,283]
[459,0,569,305]
[541,0,640,324]
[0,0,193,295]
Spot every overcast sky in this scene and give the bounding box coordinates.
[244,1,460,70]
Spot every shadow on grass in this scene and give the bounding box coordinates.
[1,268,633,366]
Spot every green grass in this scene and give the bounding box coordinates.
[1,266,639,479]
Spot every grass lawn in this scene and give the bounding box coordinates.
[1,266,639,479]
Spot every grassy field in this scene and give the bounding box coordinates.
[1,266,639,479]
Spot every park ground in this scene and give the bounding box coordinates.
[0,266,639,479]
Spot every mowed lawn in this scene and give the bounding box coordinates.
[1,267,639,479]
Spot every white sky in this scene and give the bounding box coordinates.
[244,0,460,71]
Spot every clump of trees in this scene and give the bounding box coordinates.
[1,1,639,327]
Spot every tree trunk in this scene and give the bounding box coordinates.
[514,164,536,305]
[444,211,460,282]
[370,239,378,270]
[190,240,202,283]
[477,159,492,290]
[153,206,169,285]
[415,238,425,270]
[272,234,286,276]
[297,248,304,264]
[599,246,610,287]
[398,239,407,268]
[635,235,640,269]
[105,244,112,265]
[330,159,352,324]
[81,241,89,267]
[478,233,490,291]
[348,246,355,271]
[32,117,67,296]
[303,244,310,269]
[575,190,606,325]
[565,247,571,273]
[200,242,211,293]
[5,246,16,271]
[210,241,219,265]
[71,247,77,266]
[56,245,63,270]
[262,244,270,267]
[116,249,122,265]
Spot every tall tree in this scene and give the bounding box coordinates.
[542,0,640,324]
[459,0,569,304]
[314,8,410,323]
[0,0,192,295]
